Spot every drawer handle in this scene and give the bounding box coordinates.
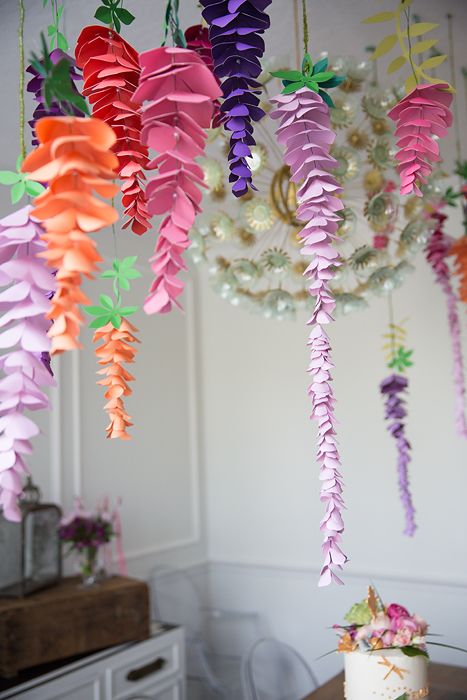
[126,657,167,681]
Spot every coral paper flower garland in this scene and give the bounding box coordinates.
[387,83,453,197]
[133,47,221,314]
[22,116,119,354]
[426,213,467,438]
[75,26,151,236]
[380,374,416,536]
[0,207,56,521]
[270,89,346,586]
[93,319,139,440]
[200,0,271,197]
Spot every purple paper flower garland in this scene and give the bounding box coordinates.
[26,49,84,146]
[380,374,416,537]
[270,88,347,587]
[0,207,56,521]
[200,0,271,197]
[426,213,467,438]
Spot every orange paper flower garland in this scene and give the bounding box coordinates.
[22,116,119,354]
[75,26,151,236]
[93,319,139,440]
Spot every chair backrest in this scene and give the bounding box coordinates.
[243,638,319,700]
[149,566,204,638]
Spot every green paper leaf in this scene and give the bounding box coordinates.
[99,294,114,310]
[57,4,64,20]
[411,39,438,55]
[319,75,345,88]
[362,11,395,23]
[320,91,335,109]
[119,306,138,315]
[119,277,130,291]
[282,81,304,94]
[113,15,121,33]
[400,646,429,659]
[370,34,398,60]
[271,69,304,81]
[94,6,113,24]
[25,180,46,197]
[311,71,335,83]
[124,269,141,280]
[405,73,418,93]
[115,7,135,25]
[0,171,21,185]
[89,315,112,329]
[11,181,25,204]
[110,313,122,329]
[406,21,438,37]
[42,0,49,7]
[387,55,406,74]
[419,54,447,71]
[16,154,24,170]
[312,57,328,74]
[47,24,56,36]
[84,305,108,316]
[57,32,68,51]
[101,270,116,279]
[121,256,138,268]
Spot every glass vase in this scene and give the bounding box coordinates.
[78,545,100,586]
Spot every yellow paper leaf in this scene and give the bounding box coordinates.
[387,55,406,74]
[406,22,439,37]
[419,54,447,71]
[371,34,398,60]
[405,73,418,93]
[411,39,438,55]
[362,11,395,24]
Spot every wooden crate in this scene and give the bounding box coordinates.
[0,576,150,677]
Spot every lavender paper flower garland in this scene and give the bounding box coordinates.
[200,0,271,197]
[426,213,467,438]
[26,49,84,146]
[270,88,347,586]
[380,374,416,536]
[0,207,56,521]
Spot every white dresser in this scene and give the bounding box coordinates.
[0,626,185,700]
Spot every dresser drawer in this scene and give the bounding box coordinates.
[124,678,184,700]
[107,633,182,699]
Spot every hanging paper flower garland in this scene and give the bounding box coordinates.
[26,48,85,146]
[133,47,221,314]
[22,117,119,354]
[363,4,453,196]
[270,54,347,586]
[449,236,467,305]
[75,26,151,236]
[85,256,140,440]
[0,207,56,521]
[184,25,222,127]
[426,213,467,437]
[200,0,272,197]
[380,320,416,536]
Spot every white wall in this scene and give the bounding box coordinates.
[0,0,466,688]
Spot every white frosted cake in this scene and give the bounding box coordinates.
[344,649,429,699]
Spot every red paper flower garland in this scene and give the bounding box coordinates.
[22,117,119,354]
[133,47,221,314]
[271,88,346,586]
[387,83,453,197]
[75,26,151,236]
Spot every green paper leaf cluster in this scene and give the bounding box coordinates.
[388,346,413,373]
[443,186,463,208]
[0,155,46,204]
[271,55,345,108]
[47,3,68,51]
[30,34,89,116]
[455,159,467,181]
[85,257,140,330]
[94,0,135,33]
[361,3,452,94]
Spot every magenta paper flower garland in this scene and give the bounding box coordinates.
[270,88,347,586]
[133,47,221,314]
[380,374,416,536]
[426,212,467,438]
[387,83,453,197]
[0,207,56,521]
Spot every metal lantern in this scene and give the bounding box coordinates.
[0,477,62,597]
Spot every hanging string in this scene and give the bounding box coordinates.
[18,0,26,162]
[301,0,309,56]
[404,6,419,86]
[293,0,300,70]
[446,13,462,166]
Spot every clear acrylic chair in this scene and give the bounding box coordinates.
[242,638,319,700]
[150,566,263,699]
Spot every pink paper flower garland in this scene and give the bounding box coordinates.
[387,83,453,197]
[426,213,467,438]
[270,88,347,586]
[133,47,221,314]
[0,207,56,521]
